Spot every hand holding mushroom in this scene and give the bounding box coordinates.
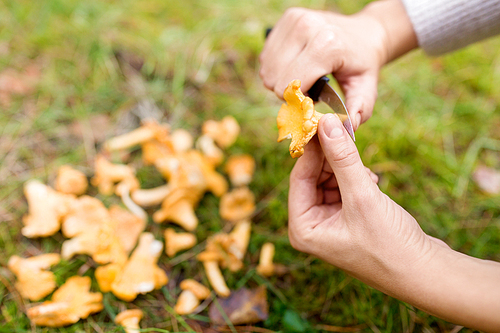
[288,114,500,330]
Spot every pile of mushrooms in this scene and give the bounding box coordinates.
[8,116,284,329]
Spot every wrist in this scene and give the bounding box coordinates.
[357,0,418,65]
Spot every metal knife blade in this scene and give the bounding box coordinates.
[308,76,355,141]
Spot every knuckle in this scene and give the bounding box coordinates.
[331,142,359,169]
[293,11,317,34]
[283,7,306,20]
[312,29,343,58]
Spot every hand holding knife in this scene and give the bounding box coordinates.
[264,28,356,141]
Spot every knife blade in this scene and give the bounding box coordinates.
[308,76,355,141]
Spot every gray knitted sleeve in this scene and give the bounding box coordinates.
[400,0,500,56]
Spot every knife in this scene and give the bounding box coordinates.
[308,76,355,141]
[264,28,355,141]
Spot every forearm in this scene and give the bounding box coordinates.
[408,244,500,331]
[364,235,500,331]
[401,0,500,56]
[356,0,418,65]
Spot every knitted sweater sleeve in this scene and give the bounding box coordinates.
[400,0,500,56]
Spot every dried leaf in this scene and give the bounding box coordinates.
[209,286,268,326]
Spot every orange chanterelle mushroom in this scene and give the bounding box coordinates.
[110,232,168,301]
[202,115,240,148]
[21,180,75,238]
[219,187,255,223]
[277,79,324,158]
[115,309,144,333]
[8,253,60,301]
[174,279,211,315]
[27,276,103,327]
[55,165,88,196]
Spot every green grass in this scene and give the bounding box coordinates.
[1,0,500,332]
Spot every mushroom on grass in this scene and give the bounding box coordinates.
[219,187,256,223]
[256,242,286,277]
[202,116,240,148]
[174,279,211,315]
[201,260,230,298]
[131,184,171,207]
[55,165,88,196]
[225,154,255,187]
[27,276,103,327]
[164,228,197,257]
[196,134,224,166]
[22,180,75,238]
[103,119,170,152]
[111,233,168,301]
[91,154,139,196]
[115,309,143,333]
[8,253,60,301]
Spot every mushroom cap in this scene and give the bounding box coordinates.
[8,254,60,301]
[277,79,324,158]
[197,233,243,272]
[109,205,146,254]
[153,189,200,231]
[114,309,144,325]
[22,180,76,238]
[95,263,122,293]
[111,233,168,301]
[55,165,88,196]
[141,139,174,166]
[225,154,256,187]
[61,195,109,238]
[219,187,255,222]
[61,220,128,265]
[196,134,224,167]
[202,116,240,148]
[91,155,140,196]
[174,290,200,315]
[179,279,211,300]
[171,128,194,153]
[164,228,197,257]
[26,276,103,327]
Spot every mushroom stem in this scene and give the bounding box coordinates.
[116,184,147,222]
[256,242,275,277]
[131,184,171,207]
[174,290,200,315]
[115,309,143,333]
[228,220,251,260]
[104,127,156,151]
[203,260,230,297]
[164,228,197,257]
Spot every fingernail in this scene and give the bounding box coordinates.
[355,112,362,130]
[323,114,343,138]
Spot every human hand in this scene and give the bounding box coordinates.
[288,113,434,291]
[288,114,500,331]
[260,1,418,130]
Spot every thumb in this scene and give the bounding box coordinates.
[317,114,375,197]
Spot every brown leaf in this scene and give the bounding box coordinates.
[472,165,500,195]
[209,286,268,326]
